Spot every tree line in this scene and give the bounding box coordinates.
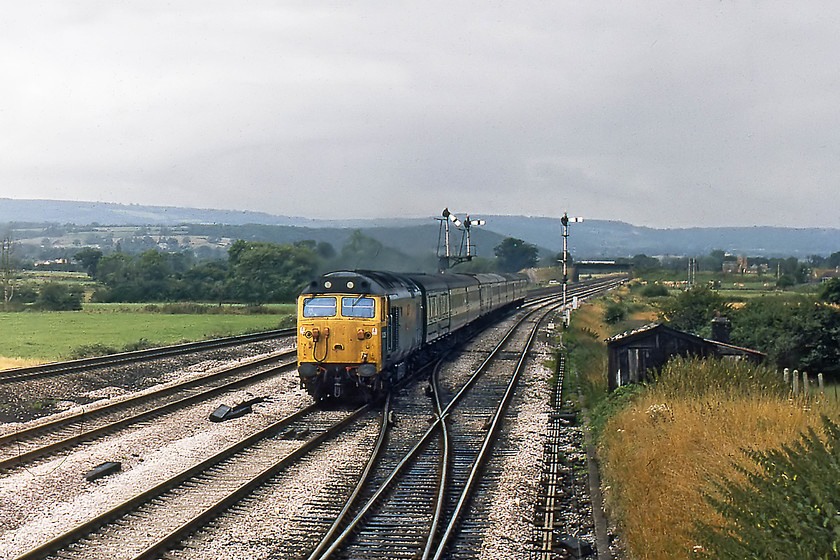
[622,249,840,287]
[57,232,539,306]
[651,280,840,377]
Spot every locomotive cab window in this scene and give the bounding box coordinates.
[341,296,376,318]
[302,296,337,317]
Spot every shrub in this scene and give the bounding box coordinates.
[70,343,119,358]
[33,282,83,311]
[599,356,828,559]
[122,338,154,352]
[604,301,627,324]
[641,283,670,297]
[695,416,840,559]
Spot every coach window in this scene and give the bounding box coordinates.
[342,296,376,318]
[303,296,337,317]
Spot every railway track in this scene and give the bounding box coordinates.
[5,277,623,559]
[298,294,555,559]
[0,350,296,472]
[297,277,622,559]
[0,328,295,385]
[12,403,381,560]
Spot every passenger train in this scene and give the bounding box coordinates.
[296,270,527,401]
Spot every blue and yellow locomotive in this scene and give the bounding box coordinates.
[297,270,527,401]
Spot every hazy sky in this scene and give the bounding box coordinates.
[3,2,839,228]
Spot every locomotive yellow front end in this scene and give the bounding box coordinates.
[297,290,384,400]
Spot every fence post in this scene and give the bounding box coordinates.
[793,370,799,397]
[783,368,790,386]
[818,373,825,397]
[804,371,810,400]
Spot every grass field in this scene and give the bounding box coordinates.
[0,306,295,367]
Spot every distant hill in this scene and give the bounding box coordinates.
[2,198,839,258]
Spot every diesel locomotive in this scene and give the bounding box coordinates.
[296,270,527,401]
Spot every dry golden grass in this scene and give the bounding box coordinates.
[629,310,658,322]
[601,385,840,560]
[0,356,43,370]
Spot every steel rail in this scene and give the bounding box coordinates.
[0,349,294,447]
[0,327,295,384]
[131,405,373,560]
[12,401,372,560]
[308,306,541,560]
[0,352,297,471]
[431,301,546,560]
[422,358,451,560]
[304,393,393,560]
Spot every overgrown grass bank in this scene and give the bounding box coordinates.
[563,283,657,421]
[560,283,840,558]
[599,357,840,560]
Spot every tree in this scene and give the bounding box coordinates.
[776,274,795,289]
[630,254,661,272]
[74,247,103,277]
[700,249,726,272]
[807,254,826,267]
[316,241,336,261]
[228,241,318,304]
[658,286,730,336]
[338,230,384,269]
[494,237,538,272]
[820,278,840,304]
[34,282,83,311]
[174,260,229,303]
[731,296,840,375]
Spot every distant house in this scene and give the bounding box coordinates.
[605,321,765,392]
[818,269,840,283]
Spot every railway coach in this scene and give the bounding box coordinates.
[296,270,526,402]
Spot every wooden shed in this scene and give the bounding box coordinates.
[606,323,765,392]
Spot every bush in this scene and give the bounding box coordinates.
[70,339,155,358]
[695,416,840,559]
[122,338,154,352]
[70,343,119,358]
[641,283,670,297]
[604,301,627,324]
[33,282,83,311]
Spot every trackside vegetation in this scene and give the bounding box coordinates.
[695,415,840,559]
[562,280,840,560]
[600,357,840,560]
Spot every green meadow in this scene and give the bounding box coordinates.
[0,304,295,365]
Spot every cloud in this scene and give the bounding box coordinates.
[2,2,839,227]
